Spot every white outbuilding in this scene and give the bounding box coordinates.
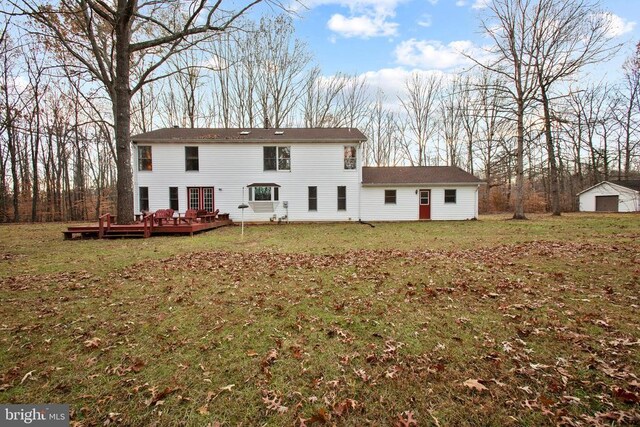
[577,181,640,212]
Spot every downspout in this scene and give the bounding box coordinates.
[358,140,363,222]
[132,142,138,213]
[475,185,479,219]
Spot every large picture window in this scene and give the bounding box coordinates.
[344,146,356,169]
[444,189,457,204]
[337,186,346,211]
[138,146,152,171]
[264,146,291,171]
[185,146,199,171]
[308,186,317,211]
[139,187,149,211]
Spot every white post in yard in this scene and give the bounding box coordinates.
[238,186,249,239]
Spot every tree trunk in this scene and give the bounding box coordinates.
[513,99,526,220]
[539,81,560,216]
[113,3,134,224]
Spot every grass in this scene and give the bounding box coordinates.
[0,213,639,426]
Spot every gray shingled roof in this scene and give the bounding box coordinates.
[613,180,640,192]
[131,127,367,143]
[362,166,483,185]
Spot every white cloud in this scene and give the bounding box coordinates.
[328,13,399,38]
[299,0,409,39]
[601,13,636,38]
[427,0,439,5]
[471,0,490,9]
[395,39,480,70]
[358,67,448,109]
[455,0,467,6]
[417,14,432,28]
[298,0,406,16]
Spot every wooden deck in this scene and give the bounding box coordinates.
[64,213,233,240]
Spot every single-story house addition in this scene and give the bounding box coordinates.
[578,180,640,212]
[131,127,483,222]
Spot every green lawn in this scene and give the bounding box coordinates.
[1,214,639,426]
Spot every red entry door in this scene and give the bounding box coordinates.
[419,189,431,220]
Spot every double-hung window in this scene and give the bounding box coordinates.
[169,187,179,211]
[138,146,152,171]
[139,187,149,211]
[185,146,199,171]
[444,189,457,204]
[308,186,317,211]
[264,146,290,171]
[385,190,396,204]
[337,186,347,211]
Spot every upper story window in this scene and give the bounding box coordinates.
[444,189,457,204]
[344,146,356,170]
[264,146,290,171]
[185,146,199,171]
[138,146,152,171]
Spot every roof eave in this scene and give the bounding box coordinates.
[132,138,367,144]
[362,182,485,187]
[576,181,640,195]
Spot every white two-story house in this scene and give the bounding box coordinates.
[131,128,483,222]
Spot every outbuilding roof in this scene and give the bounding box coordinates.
[362,166,483,185]
[577,180,640,195]
[131,127,367,143]
[613,180,640,191]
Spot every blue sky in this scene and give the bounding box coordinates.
[283,0,639,94]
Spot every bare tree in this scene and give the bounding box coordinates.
[12,0,270,223]
[398,72,441,166]
[439,77,464,167]
[365,90,402,166]
[0,22,27,221]
[529,0,618,215]
[472,0,541,219]
[616,42,640,178]
[254,15,311,128]
[303,67,349,127]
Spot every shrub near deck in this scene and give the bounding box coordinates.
[0,214,639,425]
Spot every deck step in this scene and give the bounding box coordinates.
[104,232,145,239]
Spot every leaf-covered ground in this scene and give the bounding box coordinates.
[1,214,639,426]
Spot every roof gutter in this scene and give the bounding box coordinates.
[361,182,485,187]
[132,138,367,144]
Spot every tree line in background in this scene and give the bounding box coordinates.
[0,0,639,223]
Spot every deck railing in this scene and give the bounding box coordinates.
[98,213,112,238]
[142,212,155,238]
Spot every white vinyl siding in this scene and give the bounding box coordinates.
[134,142,361,221]
[360,186,479,221]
